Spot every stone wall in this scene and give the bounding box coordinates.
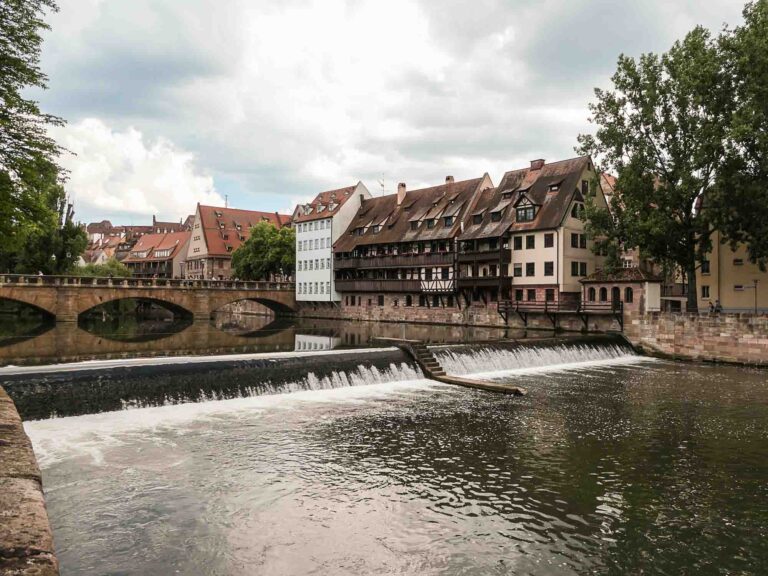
[0,387,58,575]
[298,298,620,333]
[625,312,768,365]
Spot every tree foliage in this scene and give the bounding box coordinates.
[579,0,768,311]
[231,222,295,280]
[75,258,131,278]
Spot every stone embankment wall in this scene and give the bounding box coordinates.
[0,387,58,575]
[625,312,768,366]
[298,302,619,332]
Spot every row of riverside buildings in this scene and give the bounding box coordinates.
[82,154,767,314]
[296,155,768,314]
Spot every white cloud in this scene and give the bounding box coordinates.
[52,119,224,221]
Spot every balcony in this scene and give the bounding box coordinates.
[456,275,510,288]
[334,279,422,293]
[457,249,511,264]
[334,252,454,270]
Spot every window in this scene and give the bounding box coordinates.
[515,289,524,301]
[612,287,621,303]
[432,295,440,307]
[582,180,589,196]
[733,258,744,266]
[526,235,535,249]
[309,260,313,270]
[320,283,325,294]
[735,284,745,291]
[525,262,535,277]
[410,221,419,231]
[513,263,522,277]
[571,261,579,276]
[527,289,536,301]
[444,216,454,226]
[571,233,579,248]
[405,295,413,307]
[517,207,535,222]
[377,295,384,306]
[327,282,331,294]
[327,258,330,268]
[588,287,596,301]
[580,262,587,276]
[701,285,710,298]
[315,239,319,249]
[513,237,522,250]
[544,261,554,276]
[579,235,587,249]
[372,225,380,234]
[701,260,711,274]
[599,287,608,302]
[545,289,555,302]
[544,233,554,248]
[426,219,435,229]
[491,211,502,222]
[473,214,483,225]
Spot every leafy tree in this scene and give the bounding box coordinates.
[231,222,295,280]
[578,11,768,312]
[74,258,130,278]
[11,158,87,274]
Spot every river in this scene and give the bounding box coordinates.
[7,329,766,575]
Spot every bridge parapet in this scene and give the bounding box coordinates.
[0,274,294,292]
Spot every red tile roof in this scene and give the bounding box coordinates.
[293,184,358,223]
[196,205,292,257]
[123,231,191,263]
[581,267,662,283]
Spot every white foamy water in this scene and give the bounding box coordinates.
[25,371,438,468]
[435,343,654,379]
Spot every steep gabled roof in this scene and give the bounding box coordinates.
[196,205,292,257]
[334,176,491,252]
[123,231,191,263]
[459,156,592,241]
[293,184,360,223]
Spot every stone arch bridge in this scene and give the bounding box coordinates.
[0,275,296,322]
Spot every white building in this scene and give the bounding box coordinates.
[294,182,371,303]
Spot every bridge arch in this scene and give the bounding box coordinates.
[0,295,57,319]
[208,295,296,317]
[77,296,194,320]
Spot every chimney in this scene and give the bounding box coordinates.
[445,175,454,184]
[397,182,406,206]
[530,159,545,171]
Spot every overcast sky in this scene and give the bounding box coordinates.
[34,0,745,223]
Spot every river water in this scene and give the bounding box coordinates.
[19,340,768,575]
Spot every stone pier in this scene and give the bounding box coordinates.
[0,387,58,575]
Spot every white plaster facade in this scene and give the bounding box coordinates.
[295,182,371,302]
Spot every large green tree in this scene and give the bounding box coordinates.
[579,1,768,312]
[231,222,295,281]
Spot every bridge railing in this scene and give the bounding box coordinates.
[0,274,295,292]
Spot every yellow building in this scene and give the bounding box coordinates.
[697,231,768,312]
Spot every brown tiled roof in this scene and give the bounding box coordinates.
[86,220,114,234]
[334,176,491,252]
[196,205,291,257]
[580,267,662,283]
[293,184,359,223]
[459,156,591,241]
[123,231,191,263]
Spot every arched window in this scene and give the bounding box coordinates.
[588,287,596,302]
[625,287,634,303]
[612,287,621,303]
[405,295,413,307]
[599,287,608,302]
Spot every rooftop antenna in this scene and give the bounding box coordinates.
[225,194,228,208]
[377,173,385,197]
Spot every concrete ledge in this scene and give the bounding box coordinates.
[0,387,58,576]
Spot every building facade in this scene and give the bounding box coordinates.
[185,204,291,280]
[333,175,494,309]
[697,230,768,312]
[122,231,191,278]
[294,182,371,302]
[457,156,607,307]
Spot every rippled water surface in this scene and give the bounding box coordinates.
[26,359,768,575]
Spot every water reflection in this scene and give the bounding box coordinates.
[0,300,56,347]
[1,311,537,366]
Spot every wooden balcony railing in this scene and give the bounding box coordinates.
[334,279,422,293]
[334,252,454,270]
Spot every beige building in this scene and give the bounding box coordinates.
[697,231,768,312]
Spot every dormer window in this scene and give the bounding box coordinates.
[548,184,560,192]
[473,214,482,225]
[215,211,222,218]
[317,205,326,213]
[516,206,536,222]
[372,225,380,234]
[410,221,419,231]
[501,192,513,200]
[426,219,435,229]
[444,216,454,226]
[571,203,584,219]
[491,211,502,222]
